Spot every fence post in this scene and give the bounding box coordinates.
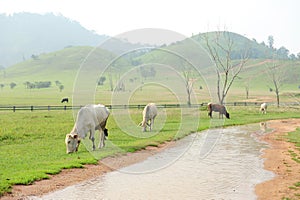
[31,106,33,111]
[48,105,50,111]
[13,106,16,112]
[64,105,67,111]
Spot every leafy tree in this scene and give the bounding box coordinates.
[10,82,16,89]
[140,66,156,79]
[55,80,61,86]
[98,76,106,85]
[24,81,52,89]
[297,52,300,60]
[289,54,296,60]
[24,81,31,89]
[35,81,51,89]
[59,85,64,92]
[31,54,39,60]
[276,46,289,59]
[268,35,274,49]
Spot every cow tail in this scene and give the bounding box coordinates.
[207,103,212,112]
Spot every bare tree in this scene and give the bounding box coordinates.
[266,61,285,107]
[245,81,250,99]
[203,31,249,104]
[183,70,196,106]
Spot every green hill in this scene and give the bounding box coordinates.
[192,31,289,59]
[1,32,300,106]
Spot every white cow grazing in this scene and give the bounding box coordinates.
[65,104,110,153]
[260,103,267,114]
[139,103,157,132]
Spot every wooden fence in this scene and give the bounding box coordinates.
[0,102,299,112]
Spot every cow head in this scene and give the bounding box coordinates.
[65,133,81,154]
[138,121,147,132]
[225,112,230,119]
[103,128,108,139]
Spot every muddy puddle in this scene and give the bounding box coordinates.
[30,123,274,200]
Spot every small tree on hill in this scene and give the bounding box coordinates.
[10,82,17,89]
[266,61,286,107]
[98,76,106,85]
[59,85,64,92]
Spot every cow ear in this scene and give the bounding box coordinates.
[73,134,78,139]
[67,134,72,139]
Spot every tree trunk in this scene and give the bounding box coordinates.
[276,90,280,107]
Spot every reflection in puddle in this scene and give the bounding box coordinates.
[260,122,267,132]
[34,124,274,200]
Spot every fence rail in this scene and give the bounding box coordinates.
[0,102,299,112]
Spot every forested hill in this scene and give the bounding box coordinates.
[192,32,294,60]
[0,12,108,67]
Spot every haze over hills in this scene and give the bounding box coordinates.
[0,12,108,67]
[0,12,296,69]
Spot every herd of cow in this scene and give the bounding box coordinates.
[65,102,267,154]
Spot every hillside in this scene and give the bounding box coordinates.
[133,31,289,70]
[0,12,108,67]
[1,31,299,105]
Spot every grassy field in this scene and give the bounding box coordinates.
[0,105,300,196]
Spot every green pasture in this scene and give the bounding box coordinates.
[1,105,300,196]
[1,47,300,196]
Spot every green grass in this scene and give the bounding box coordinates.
[285,127,300,199]
[287,128,300,163]
[0,105,300,196]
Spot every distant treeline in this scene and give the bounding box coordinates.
[24,81,51,89]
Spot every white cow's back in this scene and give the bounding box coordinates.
[75,104,110,138]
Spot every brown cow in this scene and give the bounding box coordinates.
[207,103,230,119]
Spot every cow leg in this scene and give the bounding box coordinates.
[89,130,96,150]
[208,111,212,118]
[98,130,105,149]
[219,113,223,119]
[150,118,154,131]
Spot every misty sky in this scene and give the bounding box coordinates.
[1,0,299,54]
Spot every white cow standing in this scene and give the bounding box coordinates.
[260,103,267,114]
[65,104,110,154]
[139,103,158,132]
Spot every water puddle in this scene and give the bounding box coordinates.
[31,123,274,200]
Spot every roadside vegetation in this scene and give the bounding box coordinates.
[286,128,300,199]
